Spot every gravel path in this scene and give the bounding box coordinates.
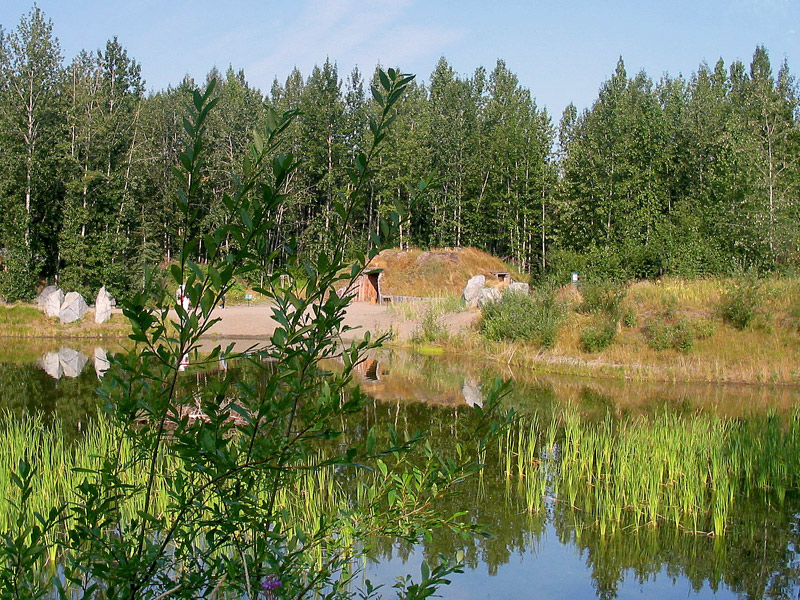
[199,302,479,342]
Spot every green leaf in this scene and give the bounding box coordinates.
[371,85,384,107]
[170,264,183,285]
[379,69,391,91]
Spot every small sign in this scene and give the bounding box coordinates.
[571,272,579,286]
[245,293,254,305]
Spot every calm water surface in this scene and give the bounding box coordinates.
[1,340,799,600]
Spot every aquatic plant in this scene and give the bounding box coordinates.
[496,409,800,537]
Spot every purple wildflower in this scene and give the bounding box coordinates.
[261,575,282,593]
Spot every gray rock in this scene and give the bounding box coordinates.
[36,285,58,309]
[95,286,115,323]
[94,347,110,379]
[44,288,64,318]
[477,286,502,308]
[461,274,486,307]
[60,291,89,324]
[507,282,530,295]
[461,378,483,408]
[39,351,63,380]
[59,347,88,378]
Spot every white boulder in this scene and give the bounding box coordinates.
[94,347,110,379]
[95,286,115,324]
[461,275,486,308]
[477,286,502,308]
[44,288,64,318]
[36,286,58,309]
[59,347,88,378]
[60,292,89,324]
[39,351,63,379]
[461,378,483,408]
[507,282,530,295]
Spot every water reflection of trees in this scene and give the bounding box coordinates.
[355,400,800,600]
[5,345,800,598]
[0,362,100,439]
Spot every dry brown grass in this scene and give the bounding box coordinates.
[438,277,800,385]
[369,247,521,297]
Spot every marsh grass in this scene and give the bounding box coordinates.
[6,402,800,578]
[0,413,349,563]
[495,409,800,537]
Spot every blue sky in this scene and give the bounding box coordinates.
[1,0,799,119]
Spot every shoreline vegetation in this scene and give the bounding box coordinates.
[3,274,798,387]
[396,276,800,387]
[0,304,131,338]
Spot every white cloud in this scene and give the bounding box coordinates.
[245,0,464,86]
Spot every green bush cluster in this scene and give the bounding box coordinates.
[480,289,564,348]
[412,309,449,344]
[693,318,717,340]
[578,280,626,320]
[534,224,736,285]
[622,306,637,327]
[575,281,627,352]
[643,316,695,353]
[719,279,762,330]
[580,317,618,352]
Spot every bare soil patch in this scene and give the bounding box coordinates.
[202,302,478,342]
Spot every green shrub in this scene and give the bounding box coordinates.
[480,289,564,348]
[644,316,696,353]
[644,316,673,351]
[580,317,617,353]
[412,309,449,344]
[791,301,800,332]
[535,248,586,286]
[693,318,717,340]
[661,292,678,318]
[719,279,761,330]
[622,306,637,328]
[672,319,695,353]
[578,280,626,320]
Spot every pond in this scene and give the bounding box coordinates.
[1,340,799,599]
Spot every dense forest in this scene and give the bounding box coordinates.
[0,7,798,301]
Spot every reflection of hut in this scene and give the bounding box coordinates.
[354,358,381,381]
[354,268,383,304]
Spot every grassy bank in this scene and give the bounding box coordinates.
[0,304,131,338]
[399,277,800,385]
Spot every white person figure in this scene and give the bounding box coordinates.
[176,284,190,311]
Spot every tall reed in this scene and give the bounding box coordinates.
[495,408,800,536]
